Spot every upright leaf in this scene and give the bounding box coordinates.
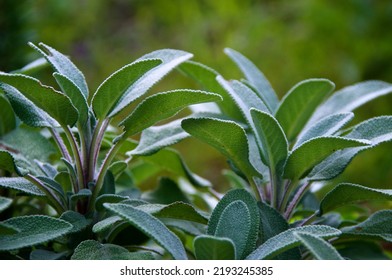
[104,203,187,260]
[0,215,72,251]
[182,117,259,179]
[284,137,370,179]
[320,183,392,215]
[275,79,335,141]
[294,232,344,260]
[194,235,236,260]
[224,48,279,112]
[246,225,341,260]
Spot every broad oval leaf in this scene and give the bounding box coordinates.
[294,232,344,260]
[104,203,187,260]
[0,177,44,196]
[0,196,12,213]
[224,48,279,113]
[275,78,335,141]
[246,225,341,260]
[181,117,259,179]
[0,94,16,136]
[0,215,73,251]
[0,73,78,126]
[342,210,392,242]
[120,89,222,138]
[320,183,392,215]
[284,136,370,179]
[194,235,236,260]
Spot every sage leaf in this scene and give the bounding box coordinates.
[104,203,187,260]
[194,235,236,260]
[246,225,341,260]
[0,177,45,196]
[0,95,16,136]
[275,79,335,141]
[59,211,91,233]
[320,183,392,215]
[224,48,279,112]
[294,232,344,260]
[284,136,370,179]
[0,215,73,251]
[0,196,12,213]
[0,150,26,176]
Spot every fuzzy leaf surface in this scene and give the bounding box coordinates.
[121,89,221,138]
[104,203,187,260]
[246,225,341,260]
[224,48,278,112]
[0,151,26,176]
[182,117,259,179]
[284,137,370,179]
[194,235,236,260]
[275,79,335,141]
[320,183,392,215]
[0,177,44,196]
[294,232,344,260]
[0,215,72,251]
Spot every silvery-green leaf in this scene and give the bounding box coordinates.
[294,232,344,260]
[194,235,236,260]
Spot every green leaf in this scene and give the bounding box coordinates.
[104,203,187,260]
[0,215,73,251]
[131,119,189,156]
[178,60,243,121]
[59,211,91,233]
[338,241,389,260]
[0,94,16,136]
[275,79,335,141]
[0,196,12,213]
[71,240,154,260]
[309,80,392,124]
[120,89,221,138]
[246,225,341,260]
[284,136,370,179]
[29,42,89,97]
[53,73,89,125]
[12,57,48,75]
[143,177,190,204]
[0,73,78,126]
[194,235,236,260]
[296,112,354,147]
[92,216,123,234]
[224,48,279,112]
[308,116,392,181]
[0,177,44,196]
[182,117,259,179]
[0,223,19,235]
[294,232,344,260]
[0,150,26,176]
[30,249,67,260]
[342,210,392,242]
[1,84,58,127]
[320,183,392,215]
[251,109,288,176]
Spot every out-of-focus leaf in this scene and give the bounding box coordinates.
[30,249,67,260]
[294,232,344,260]
[0,150,26,176]
[0,196,12,213]
[338,241,389,260]
[275,79,335,141]
[194,235,236,260]
[142,177,190,204]
[0,95,16,136]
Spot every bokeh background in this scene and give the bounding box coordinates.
[1,0,392,190]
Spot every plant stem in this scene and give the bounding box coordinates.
[50,128,72,162]
[88,119,109,183]
[284,182,310,219]
[250,177,262,202]
[25,174,66,214]
[279,179,298,213]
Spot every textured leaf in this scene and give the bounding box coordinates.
[0,150,25,176]
[308,116,392,181]
[60,211,91,233]
[53,73,89,125]
[104,203,187,260]
[294,232,344,260]
[320,183,392,215]
[194,235,236,260]
[0,73,78,126]
[251,108,288,176]
[0,95,16,136]
[71,240,154,260]
[224,48,279,112]
[342,210,392,242]
[131,119,189,156]
[275,79,335,141]
[178,61,243,120]
[296,112,354,147]
[284,136,370,179]
[121,89,221,138]
[0,177,45,196]
[182,117,259,179]
[246,225,341,260]
[309,80,392,124]
[92,216,122,233]
[0,84,58,127]
[0,196,12,213]
[29,42,89,97]
[0,215,72,251]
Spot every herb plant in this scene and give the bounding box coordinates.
[179,48,392,259]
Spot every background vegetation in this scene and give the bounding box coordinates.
[1,0,392,191]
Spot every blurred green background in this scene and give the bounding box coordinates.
[1,0,392,190]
